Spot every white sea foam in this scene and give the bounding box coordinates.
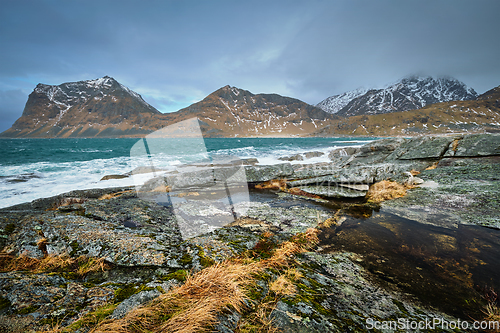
[0,138,371,208]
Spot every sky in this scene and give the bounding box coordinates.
[1,0,499,132]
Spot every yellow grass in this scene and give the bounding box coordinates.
[484,303,500,332]
[255,179,287,191]
[366,180,412,203]
[269,275,296,296]
[425,162,439,170]
[0,253,110,277]
[98,190,133,200]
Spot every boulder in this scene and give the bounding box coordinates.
[278,154,304,161]
[244,163,294,182]
[395,135,460,160]
[328,147,360,167]
[304,151,324,159]
[111,290,162,319]
[453,133,500,157]
[100,174,129,181]
[297,185,367,198]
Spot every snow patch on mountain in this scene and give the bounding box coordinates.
[316,88,368,114]
[318,76,478,116]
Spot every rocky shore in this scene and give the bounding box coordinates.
[1,133,499,332]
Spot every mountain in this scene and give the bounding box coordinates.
[477,85,500,102]
[317,76,478,116]
[164,85,333,137]
[313,84,500,136]
[316,88,368,114]
[1,76,163,138]
[1,78,332,138]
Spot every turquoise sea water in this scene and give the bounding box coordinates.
[0,137,374,208]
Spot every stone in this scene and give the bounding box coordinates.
[244,163,294,182]
[297,185,367,198]
[304,151,324,159]
[396,135,459,160]
[278,154,304,161]
[111,290,161,319]
[339,183,370,191]
[100,174,129,181]
[454,133,500,157]
[241,158,259,165]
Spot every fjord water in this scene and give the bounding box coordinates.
[0,137,373,208]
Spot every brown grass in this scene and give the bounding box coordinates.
[98,190,133,201]
[484,303,500,332]
[410,169,421,176]
[255,179,287,191]
[269,275,296,296]
[425,162,439,170]
[366,180,413,203]
[317,210,342,229]
[0,253,111,277]
[287,187,322,199]
[451,139,461,152]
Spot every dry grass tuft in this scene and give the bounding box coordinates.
[285,268,303,281]
[77,257,111,276]
[410,169,421,176]
[317,210,342,229]
[366,180,413,203]
[269,275,296,296]
[255,179,287,191]
[98,190,133,200]
[451,139,461,152]
[0,253,39,272]
[261,231,274,239]
[287,187,322,199]
[484,303,500,332]
[425,162,439,170]
[0,253,111,277]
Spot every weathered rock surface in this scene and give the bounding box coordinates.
[244,163,295,182]
[269,252,459,332]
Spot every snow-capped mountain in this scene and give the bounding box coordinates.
[1,79,332,138]
[317,76,478,116]
[4,76,162,137]
[316,88,368,114]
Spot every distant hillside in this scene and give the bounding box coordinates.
[317,76,478,116]
[313,85,500,136]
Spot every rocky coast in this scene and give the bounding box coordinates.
[1,133,499,332]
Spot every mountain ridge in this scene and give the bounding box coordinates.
[317,76,478,116]
[1,78,333,138]
[1,76,498,138]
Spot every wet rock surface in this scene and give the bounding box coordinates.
[0,133,499,332]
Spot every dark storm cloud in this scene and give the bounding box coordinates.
[0,0,499,131]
